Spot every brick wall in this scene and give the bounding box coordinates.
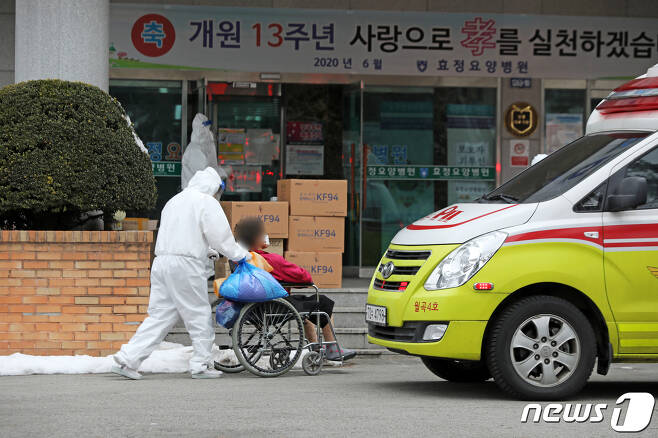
[0,230,153,357]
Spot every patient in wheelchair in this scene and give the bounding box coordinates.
[234,217,356,361]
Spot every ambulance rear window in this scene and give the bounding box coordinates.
[484,132,649,204]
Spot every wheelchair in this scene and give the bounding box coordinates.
[211,280,344,377]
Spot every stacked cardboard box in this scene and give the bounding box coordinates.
[221,201,288,239]
[278,179,347,288]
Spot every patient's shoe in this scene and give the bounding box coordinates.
[111,355,142,380]
[326,345,356,361]
[191,367,223,379]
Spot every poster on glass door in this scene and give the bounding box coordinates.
[546,114,583,153]
[218,128,246,164]
[286,144,324,175]
[245,129,278,166]
[446,104,496,205]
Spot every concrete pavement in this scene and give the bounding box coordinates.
[1,356,657,437]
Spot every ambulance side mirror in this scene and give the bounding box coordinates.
[606,176,648,212]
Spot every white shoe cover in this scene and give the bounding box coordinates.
[112,355,142,380]
[111,365,142,380]
[191,368,223,379]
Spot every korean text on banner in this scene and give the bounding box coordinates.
[110,5,658,79]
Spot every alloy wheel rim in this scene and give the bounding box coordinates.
[509,314,580,388]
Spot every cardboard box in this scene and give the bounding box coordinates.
[123,217,149,230]
[221,201,289,238]
[287,216,344,252]
[267,238,285,256]
[277,179,347,217]
[285,251,342,289]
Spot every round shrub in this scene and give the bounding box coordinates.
[0,79,157,229]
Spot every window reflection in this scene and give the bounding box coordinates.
[109,80,183,219]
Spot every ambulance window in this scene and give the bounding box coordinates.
[483,132,649,204]
[574,183,607,212]
[625,147,658,210]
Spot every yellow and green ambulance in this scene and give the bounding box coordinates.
[366,65,658,400]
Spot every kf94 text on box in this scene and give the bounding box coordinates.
[277,179,347,217]
[287,216,344,252]
[284,251,342,289]
[221,201,288,238]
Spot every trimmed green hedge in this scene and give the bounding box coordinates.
[0,80,157,229]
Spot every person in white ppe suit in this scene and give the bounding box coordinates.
[181,113,220,190]
[112,167,249,379]
[181,113,226,279]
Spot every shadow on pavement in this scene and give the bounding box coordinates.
[370,379,506,400]
[366,379,658,402]
[575,381,658,400]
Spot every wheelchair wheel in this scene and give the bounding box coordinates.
[302,351,323,376]
[214,361,244,373]
[213,334,245,373]
[232,298,304,377]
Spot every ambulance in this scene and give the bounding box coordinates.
[366,65,658,400]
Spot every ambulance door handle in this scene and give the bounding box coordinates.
[584,231,599,239]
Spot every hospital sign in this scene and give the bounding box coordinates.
[367,165,496,180]
[110,4,658,79]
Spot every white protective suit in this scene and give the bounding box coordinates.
[181,114,220,189]
[115,167,248,373]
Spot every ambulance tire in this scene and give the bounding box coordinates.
[421,357,491,382]
[486,295,596,400]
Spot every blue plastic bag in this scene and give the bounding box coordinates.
[219,259,288,303]
[215,299,243,329]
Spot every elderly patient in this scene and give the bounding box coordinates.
[234,217,356,362]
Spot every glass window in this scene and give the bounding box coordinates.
[484,132,649,204]
[342,84,362,267]
[545,89,585,153]
[109,80,182,219]
[625,147,658,210]
[284,83,344,179]
[438,88,496,206]
[574,183,607,212]
[590,97,603,112]
[361,87,434,266]
[360,86,496,266]
[211,94,281,201]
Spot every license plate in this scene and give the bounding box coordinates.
[365,304,387,325]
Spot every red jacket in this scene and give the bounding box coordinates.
[255,250,312,284]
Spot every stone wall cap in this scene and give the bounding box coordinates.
[0,230,154,243]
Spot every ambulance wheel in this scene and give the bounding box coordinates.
[421,357,491,382]
[486,295,596,400]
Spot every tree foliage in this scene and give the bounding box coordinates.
[0,79,156,229]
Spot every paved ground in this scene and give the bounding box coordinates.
[1,356,657,438]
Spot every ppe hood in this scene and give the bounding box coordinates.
[186,167,221,196]
[191,113,214,145]
[392,203,537,245]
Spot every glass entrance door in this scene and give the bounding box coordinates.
[206,82,282,201]
[360,85,497,270]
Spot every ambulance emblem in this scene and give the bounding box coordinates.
[649,266,658,279]
[380,261,395,279]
